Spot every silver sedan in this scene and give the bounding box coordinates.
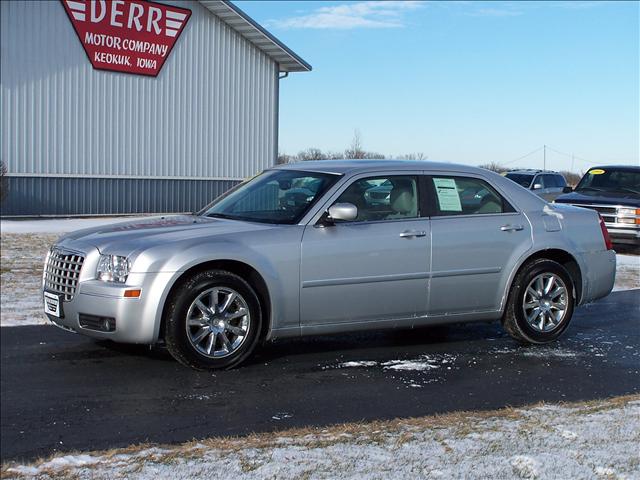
[43,160,616,369]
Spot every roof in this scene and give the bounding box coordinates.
[198,1,311,72]
[273,159,486,175]
[589,165,640,171]
[507,169,560,175]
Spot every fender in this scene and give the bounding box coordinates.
[127,225,305,342]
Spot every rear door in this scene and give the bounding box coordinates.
[300,173,431,326]
[427,174,533,315]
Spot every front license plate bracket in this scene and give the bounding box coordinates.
[44,291,64,319]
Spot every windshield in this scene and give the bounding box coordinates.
[200,170,341,224]
[575,168,640,195]
[504,173,534,188]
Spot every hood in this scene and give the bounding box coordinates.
[554,190,640,207]
[58,215,275,254]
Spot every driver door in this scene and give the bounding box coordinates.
[300,174,431,327]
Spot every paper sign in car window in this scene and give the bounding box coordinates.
[433,178,462,212]
[589,169,605,175]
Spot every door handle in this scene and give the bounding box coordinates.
[500,224,524,232]
[399,230,427,238]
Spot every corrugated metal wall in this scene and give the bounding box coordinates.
[2,177,238,216]
[0,0,279,215]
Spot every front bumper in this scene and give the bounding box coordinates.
[45,271,175,344]
[606,226,640,246]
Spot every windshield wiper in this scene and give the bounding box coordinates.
[205,213,240,220]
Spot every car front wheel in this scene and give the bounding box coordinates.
[502,258,575,344]
[164,270,262,370]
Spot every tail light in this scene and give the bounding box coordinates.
[598,214,613,250]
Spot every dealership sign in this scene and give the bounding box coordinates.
[61,0,191,76]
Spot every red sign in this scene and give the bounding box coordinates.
[61,0,191,77]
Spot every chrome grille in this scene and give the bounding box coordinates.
[44,249,84,301]
[566,203,639,230]
[567,203,617,223]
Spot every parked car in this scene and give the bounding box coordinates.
[554,165,640,248]
[504,169,568,202]
[43,160,616,369]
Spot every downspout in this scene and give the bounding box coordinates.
[274,71,289,165]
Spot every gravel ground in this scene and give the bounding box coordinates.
[614,253,640,291]
[1,234,58,326]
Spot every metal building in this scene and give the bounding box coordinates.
[0,0,310,216]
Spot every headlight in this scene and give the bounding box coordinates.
[42,248,52,287]
[617,207,638,216]
[97,255,131,283]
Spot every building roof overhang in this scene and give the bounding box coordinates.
[198,0,311,72]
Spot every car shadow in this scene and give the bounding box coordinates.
[246,322,505,367]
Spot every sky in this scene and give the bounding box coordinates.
[234,0,639,171]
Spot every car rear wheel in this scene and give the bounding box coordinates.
[164,270,262,370]
[502,258,575,344]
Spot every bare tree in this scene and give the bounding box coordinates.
[280,140,436,164]
[345,129,366,159]
[325,151,345,160]
[297,148,326,161]
[398,152,428,160]
[479,161,507,173]
[343,130,387,159]
[277,152,293,165]
[559,170,583,187]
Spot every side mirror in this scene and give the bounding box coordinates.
[533,183,543,190]
[562,186,573,193]
[328,202,358,222]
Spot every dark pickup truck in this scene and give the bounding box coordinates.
[554,165,640,248]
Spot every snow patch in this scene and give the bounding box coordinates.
[510,455,540,479]
[381,360,439,371]
[613,254,640,292]
[337,354,454,374]
[339,361,378,368]
[272,413,293,420]
[8,454,100,475]
[521,347,579,358]
[615,254,640,267]
[556,428,578,440]
[594,466,616,477]
[492,346,579,358]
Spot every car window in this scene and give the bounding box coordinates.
[201,170,340,224]
[333,176,419,222]
[575,168,640,194]
[534,175,545,188]
[543,174,560,188]
[431,176,508,216]
[504,173,534,188]
[553,175,563,187]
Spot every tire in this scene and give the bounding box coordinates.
[164,270,262,370]
[502,258,575,344]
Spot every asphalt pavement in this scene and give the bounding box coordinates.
[2,289,639,462]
